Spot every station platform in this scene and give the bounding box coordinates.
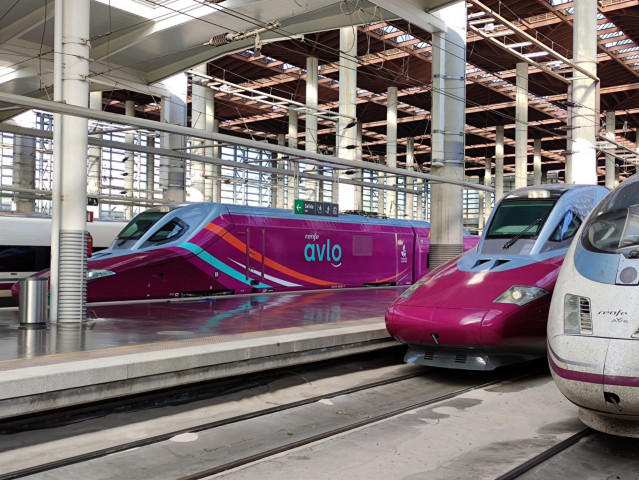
[0,287,404,421]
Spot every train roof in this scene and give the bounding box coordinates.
[147,202,432,229]
[501,184,593,201]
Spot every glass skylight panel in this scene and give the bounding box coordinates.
[396,34,416,43]
[597,22,614,31]
[414,42,429,49]
[618,46,639,54]
[282,63,295,70]
[380,25,400,34]
[599,31,623,40]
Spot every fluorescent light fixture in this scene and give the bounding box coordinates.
[507,41,532,49]
[523,51,549,58]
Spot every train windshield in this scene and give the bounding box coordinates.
[114,210,169,248]
[486,199,555,239]
[583,205,639,253]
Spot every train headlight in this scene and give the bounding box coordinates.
[86,269,116,280]
[493,286,548,306]
[564,294,592,335]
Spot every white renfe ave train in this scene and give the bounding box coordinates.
[0,213,126,304]
[548,174,639,437]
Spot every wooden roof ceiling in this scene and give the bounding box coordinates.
[104,0,639,184]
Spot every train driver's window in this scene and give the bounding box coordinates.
[549,211,581,242]
[142,219,188,246]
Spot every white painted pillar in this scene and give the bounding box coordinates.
[191,64,208,203]
[305,56,318,201]
[429,1,466,269]
[515,62,528,189]
[406,137,415,220]
[377,170,385,217]
[124,100,135,218]
[533,138,542,185]
[202,86,218,202]
[386,86,398,217]
[565,84,574,184]
[495,125,504,200]
[211,118,221,202]
[337,26,358,209]
[478,176,485,231]
[571,0,598,185]
[13,134,36,213]
[146,134,156,201]
[160,74,187,203]
[275,133,285,208]
[484,159,492,226]
[605,111,616,189]
[52,0,91,323]
[354,122,363,211]
[288,108,299,208]
[88,92,101,200]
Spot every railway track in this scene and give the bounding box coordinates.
[0,354,541,479]
[495,428,593,480]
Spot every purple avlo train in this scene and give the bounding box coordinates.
[15,203,478,303]
[385,184,608,371]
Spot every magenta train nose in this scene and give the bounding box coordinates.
[385,184,609,371]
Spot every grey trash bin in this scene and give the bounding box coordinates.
[19,277,48,328]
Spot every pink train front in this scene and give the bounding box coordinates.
[14,203,478,303]
[386,184,609,370]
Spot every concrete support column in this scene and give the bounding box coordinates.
[533,138,542,185]
[570,0,598,185]
[201,87,218,202]
[146,134,156,201]
[274,133,285,208]
[605,111,616,189]
[12,134,36,213]
[377,171,385,217]
[478,175,485,231]
[515,62,528,189]
[51,0,91,323]
[429,1,466,269]
[288,109,299,209]
[88,92,102,201]
[386,86,398,217]
[337,26,358,208]
[495,125,504,200]
[124,100,135,218]
[405,137,415,220]
[191,64,208,203]
[210,118,221,202]
[353,122,363,211]
[484,159,492,227]
[305,56,319,201]
[160,74,187,203]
